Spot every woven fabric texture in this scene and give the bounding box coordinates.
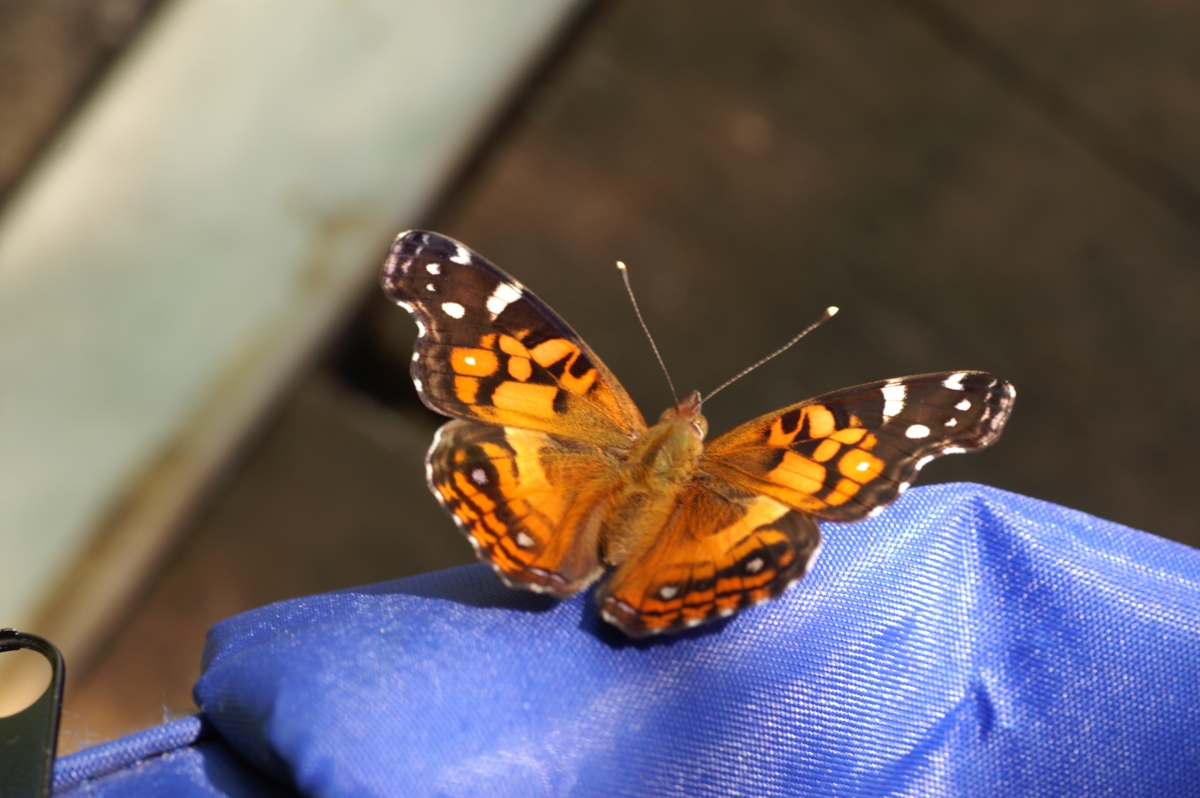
[52,716,296,797]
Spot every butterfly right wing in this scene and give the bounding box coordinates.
[380,231,646,449]
[427,419,623,597]
[703,371,1015,522]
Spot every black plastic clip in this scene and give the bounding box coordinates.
[0,630,64,798]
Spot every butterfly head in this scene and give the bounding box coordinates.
[657,390,708,441]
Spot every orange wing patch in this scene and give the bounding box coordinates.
[437,329,643,444]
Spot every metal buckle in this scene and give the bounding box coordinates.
[0,630,65,798]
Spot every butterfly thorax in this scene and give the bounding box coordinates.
[626,390,706,481]
[600,391,708,564]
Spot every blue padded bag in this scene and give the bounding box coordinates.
[54,484,1200,796]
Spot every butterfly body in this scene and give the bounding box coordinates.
[381,231,1015,636]
[592,391,706,565]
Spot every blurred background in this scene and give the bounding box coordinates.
[0,0,1197,754]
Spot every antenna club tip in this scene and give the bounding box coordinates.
[826,306,839,317]
[616,260,627,271]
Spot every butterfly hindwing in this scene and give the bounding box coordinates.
[703,371,1015,522]
[380,231,646,447]
[596,475,820,637]
[427,419,621,597]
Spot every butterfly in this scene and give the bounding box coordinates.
[380,231,1015,637]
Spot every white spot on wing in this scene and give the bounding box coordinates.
[441,302,465,319]
[944,446,967,454]
[396,301,414,313]
[471,467,488,485]
[516,532,535,549]
[426,283,436,292]
[955,398,971,411]
[658,585,678,599]
[465,356,476,366]
[943,372,968,391]
[413,378,423,393]
[944,417,957,427]
[745,557,764,574]
[868,506,886,518]
[882,382,906,421]
[915,455,935,470]
[856,460,870,472]
[451,246,471,265]
[905,423,931,439]
[486,281,523,319]
[426,263,440,275]
[898,481,911,493]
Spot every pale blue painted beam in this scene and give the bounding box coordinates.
[0,0,584,665]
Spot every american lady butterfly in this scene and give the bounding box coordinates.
[381,231,1015,636]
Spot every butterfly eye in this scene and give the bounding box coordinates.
[692,416,708,440]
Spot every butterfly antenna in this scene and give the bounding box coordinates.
[701,306,839,405]
[617,261,678,404]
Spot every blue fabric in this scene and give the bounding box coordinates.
[193,483,1200,796]
[54,484,1200,796]
[52,716,297,796]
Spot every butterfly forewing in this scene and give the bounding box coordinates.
[380,231,645,447]
[703,371,1015,522]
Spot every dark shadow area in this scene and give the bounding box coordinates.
[347,563,560,614]
[202,740,300,798]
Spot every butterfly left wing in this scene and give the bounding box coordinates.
[380,230,646,448]
[596,474,820,637]
[702,371,1015,522]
